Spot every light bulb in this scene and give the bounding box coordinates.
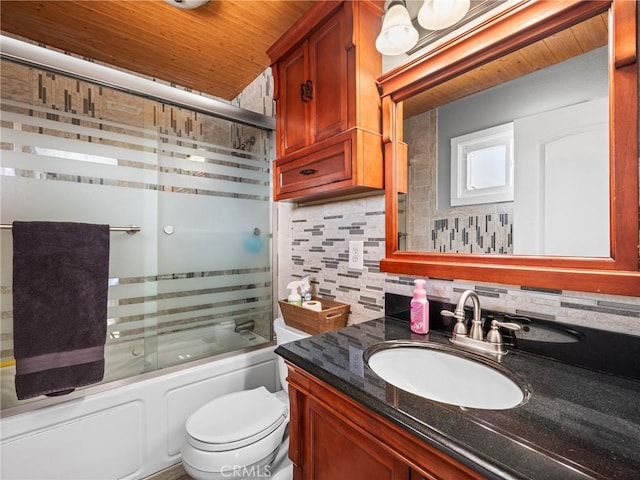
[375,2,419,56]
[418,0,470,30]
[163,0,210,10]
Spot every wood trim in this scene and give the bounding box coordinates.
[610,0,639,270]
[396,142,408,195]
[381,95,394,145]
[288,385,304,468]
[380,257,640,296]
[613,0,637,68]
[267,1,344,64]
[377,0,640,296]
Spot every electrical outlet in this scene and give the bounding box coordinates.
[348,240,364,270]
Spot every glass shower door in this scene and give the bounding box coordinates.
[153,104,273,369]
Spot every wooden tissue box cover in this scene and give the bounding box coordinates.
[278,296,350,335]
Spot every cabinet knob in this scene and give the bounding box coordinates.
[300,168,316,176]
[300,83,308,103]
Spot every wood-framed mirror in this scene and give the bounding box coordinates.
[378,0,639,296]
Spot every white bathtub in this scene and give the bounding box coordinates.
[0,345,278,480]
[1,320,269,411]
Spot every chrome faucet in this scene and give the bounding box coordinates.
[441,290,521,355]
[442,289,483,340]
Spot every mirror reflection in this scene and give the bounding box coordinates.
[399,13,609,257]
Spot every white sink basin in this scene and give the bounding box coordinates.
[364,341,529,410]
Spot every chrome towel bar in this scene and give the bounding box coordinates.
[1,224,141,235]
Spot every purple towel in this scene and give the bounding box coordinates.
[12,221,110,400]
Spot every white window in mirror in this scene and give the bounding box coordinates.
[450,122,514,206]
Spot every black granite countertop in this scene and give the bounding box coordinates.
[275,316,640,480]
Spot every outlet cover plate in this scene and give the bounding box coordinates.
[349,240,364,270]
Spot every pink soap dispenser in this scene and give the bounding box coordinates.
[410,279,430,334]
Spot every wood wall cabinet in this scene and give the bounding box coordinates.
[267,0,384,203]
[285,363,486,480]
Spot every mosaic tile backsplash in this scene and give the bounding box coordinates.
[277,195,640,336]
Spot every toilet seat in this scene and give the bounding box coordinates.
[182,387,289,476]
[185,387,287,452]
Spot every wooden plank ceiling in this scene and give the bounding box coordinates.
[0,0,316,100]
[404,13,609,118]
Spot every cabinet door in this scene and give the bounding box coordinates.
[308,8,348,144]
[279,43,309,155]
[303,397,410,480]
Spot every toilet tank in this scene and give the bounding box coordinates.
[274,317,309,392]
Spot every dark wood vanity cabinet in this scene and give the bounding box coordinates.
[285,363,485,480]
[267,0,384,203]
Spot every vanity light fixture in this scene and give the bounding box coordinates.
[375,0,419,56]
[163,0,210,10]
[418,0,470,30]
[376,0,472,56]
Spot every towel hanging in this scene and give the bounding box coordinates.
[12,221,110,400]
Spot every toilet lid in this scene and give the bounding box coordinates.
[186,387,287,449]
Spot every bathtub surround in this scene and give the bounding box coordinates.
[1,346,277,479]
[1,57,273,411]
[278,194,640,336]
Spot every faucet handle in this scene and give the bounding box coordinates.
[493,320,521,331]
[441,309,468,336]
[441,309,458,319]
[486,320,522,344]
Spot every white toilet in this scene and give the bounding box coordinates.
[181,317,310,480]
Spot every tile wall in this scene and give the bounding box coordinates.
[277,195,640,336]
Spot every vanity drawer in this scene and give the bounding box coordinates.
[274,136,352,199]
